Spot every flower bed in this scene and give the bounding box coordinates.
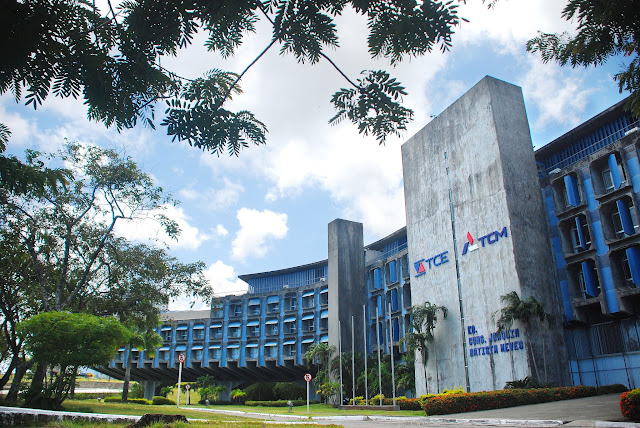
[620,389,640,421]
[423,385,624,415]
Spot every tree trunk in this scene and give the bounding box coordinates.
[122,344,132,402]
[69,369,77,399]
[6,358,32,402]
[526,322,540,382]
[0,351,19,390]
[24,362,47,408]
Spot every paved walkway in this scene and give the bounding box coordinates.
[1,393,638,427]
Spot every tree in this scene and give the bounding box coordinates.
[330,350,365,400]
[0,0,468,154]
[527,0,640,117]
[303,342,335,400]
[0,143,212,403]
[17,311,131,410]
[230,388,246,404]
[395,351,416,395]
[496,291,552,384]
[403,302,447,394]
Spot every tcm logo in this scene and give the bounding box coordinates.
[414,251,449,277]
[462,227,508,255]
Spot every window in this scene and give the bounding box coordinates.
[612,206,626,239]
[247,324,260,337]
[622,253,634,288]
[161,330,172,341]
[209,347,221,360]
[227,347,240,360]
[265,345,278,358]
[401,254,409,279]
[577,261,601,298]
[302,293,314,309]
[210,326,222,339]
[248,299,261,316]
[385,260,398,284]
[284,318,297,334]
[319,289,328,306]
[131,350,139,362]
[192,349,203,360]
[569,217,591,253]
[266,323,279,336]
[267,297,280,313]
[228,327,241,338]
[302,318,314,332]
[372,268,382,290]
[283,344,296,357]
[603,167,614,191]
[284,295,297,312]
[212,308,223,318]
[160,350,170,360]
[230,303,242,317]
[176,328,188,341]
[192,328,204,340]
[246,346,259,359]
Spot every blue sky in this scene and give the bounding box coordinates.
[1,1,630,309]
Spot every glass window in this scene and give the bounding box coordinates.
[621,253,634,287]
[612,207,625,239]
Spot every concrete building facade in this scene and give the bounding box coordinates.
[100,76,639,398]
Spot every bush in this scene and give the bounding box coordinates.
[598,384,628,395]
[103,397,122,403]
[423,386,598,416]
[243,382,276,401]
[273,382,306,400]
[129,383,145,399]
[620,389,640,421]
[199,399,232,405]
[152,396,176,405]
[395,397,423,410]
[245,400,319,407]
[127,398,151,405]
[73,393,120,400]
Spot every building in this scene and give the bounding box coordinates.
[99,77,640,398]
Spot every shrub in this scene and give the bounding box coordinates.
[245,400,318,407]
[442,386,466,395]
[103,397,122,403]
[243,382,276,401]
[395,397,423,410]
[504,376,538,390]
[273,382,306,400]
[73,393,120,400]
[129,383,145,399]
[127,398,151,405]
[152,396,176,405]
[620,389,640,421]
[598,384,628,395]
[423,386,598,416]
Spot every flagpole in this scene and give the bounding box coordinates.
[388,303,396,406]
[363,304,368,406]
[351,315,355,405]
[339,320,343,406]
[375,307,382,405]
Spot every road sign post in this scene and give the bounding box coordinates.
[176,353,185,407]
[185,383,190,405]
[304,373,312,414]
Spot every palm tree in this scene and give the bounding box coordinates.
[304,342,336,402]
[122,329,162,401]
[403,302,447,394]
[496,291,552,384]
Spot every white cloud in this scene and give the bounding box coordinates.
[215,224,229,238]
[232,208,288,261]
[179,188,200,201]
[203,260,249,296]
[207,178,244,209]
[0,100,32,147]
[520,58,592,129]
[114,204,211,251]
[455,0,577,53]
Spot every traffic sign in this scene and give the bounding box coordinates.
[178,353,186,363]
[304,373,312,382]
[185,384,190,390]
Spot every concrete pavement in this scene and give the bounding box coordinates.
[1,393,638,427]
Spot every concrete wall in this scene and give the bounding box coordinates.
[402,76,569,394]
[328,219,366,360]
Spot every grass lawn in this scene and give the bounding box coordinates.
[62,399,256,422]
[51,400,344,427]
[188,402,425,417]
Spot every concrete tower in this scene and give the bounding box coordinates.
[402,76,570,393]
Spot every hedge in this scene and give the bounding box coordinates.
[424,386,599,415]
[245,400,320,407]
[620,389,640,421]
[152,396,176,405]
[103,397,122,403]
[127,398,151,405]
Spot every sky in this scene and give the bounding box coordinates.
[1,1,631,310]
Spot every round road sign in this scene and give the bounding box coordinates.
[304,373,312,382]
[178,353,186,363]
[185,384,190,390]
